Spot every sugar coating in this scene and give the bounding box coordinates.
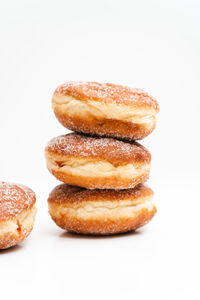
[54,113,155,141]
[54,81,159,111]
[0,182,36,221]
[45,133,151,164]
[48,183,153,204]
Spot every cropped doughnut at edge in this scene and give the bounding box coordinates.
[0,182,36,249]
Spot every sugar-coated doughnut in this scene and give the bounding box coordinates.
[45,133,151,189]
[0,182,36,249]
[52,81,159,141]
[48,183,156,235]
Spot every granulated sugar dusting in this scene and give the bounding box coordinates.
[0,182,36,221]
[54,81,159,111]
[46,133,151,164]
[48,183,153,204]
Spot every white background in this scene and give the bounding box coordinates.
[0,0,200,299]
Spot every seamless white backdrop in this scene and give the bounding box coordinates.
[0,1,200,299]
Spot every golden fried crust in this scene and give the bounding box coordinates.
[47,167,149,189]
[53,113,156,141]
[0,182,36,221]
[49,208,156,235]
[0,207,36,249]
[54,81,159,110]
[0,231,32,250]
[48,183,153,203]
[48,184,156,235]
[45,133,151,165]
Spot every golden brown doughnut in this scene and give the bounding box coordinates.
[45,133,151,189]
[0,182,36,249]
[52,81,159,141]
[48,183,156,235]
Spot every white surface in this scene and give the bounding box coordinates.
[0,0,200,299]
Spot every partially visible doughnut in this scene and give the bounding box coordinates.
[52,81,159,140]
[48,183,156,235]
[45,133,151,189]
[0,182,36,249]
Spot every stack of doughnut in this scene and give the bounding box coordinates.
[45,82,159,235]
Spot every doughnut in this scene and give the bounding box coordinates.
[48,183,156,235]
[0,182,36,249]
[45,133,151,189]
[52,81,159,141]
